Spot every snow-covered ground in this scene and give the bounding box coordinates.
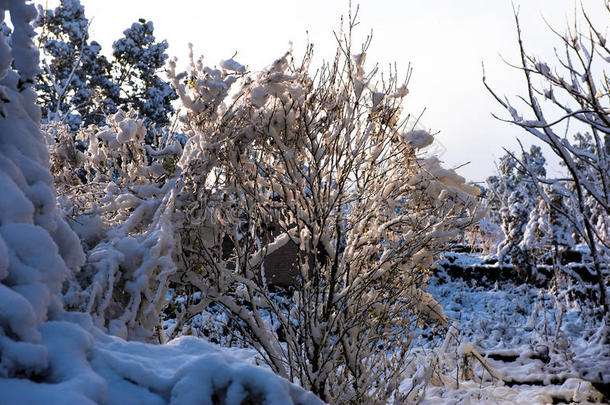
[160,252,610,404]
[419,252,609,404]
[0,315,322,405]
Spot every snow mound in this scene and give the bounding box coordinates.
[1,316,322,404]
[0,0,84,378]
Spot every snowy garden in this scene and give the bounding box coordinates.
[0,0,608,403]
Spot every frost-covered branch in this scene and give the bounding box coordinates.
[485,2,610,316]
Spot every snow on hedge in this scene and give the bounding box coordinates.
[0,0,83,378]
[0,1,322,403]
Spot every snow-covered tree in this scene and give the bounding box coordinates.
[518,182,579,285]
[47,108,181,340]
[34,0,176,130]
[34,0,115,129]
[489,145,546,278]
[111,18,177,128]
[485,2,610,317]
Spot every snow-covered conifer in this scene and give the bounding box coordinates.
[35,1,176,130]
[34,0,115,129]
[492,145,546,278]
[111,18,177,128]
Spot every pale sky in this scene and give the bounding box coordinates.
[40,0,608,182]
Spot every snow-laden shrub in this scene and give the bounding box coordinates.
[161,21,483,402]
[47,109,182,340]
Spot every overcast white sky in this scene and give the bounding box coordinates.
[40,0,608,182]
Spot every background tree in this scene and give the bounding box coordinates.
[34,0,115,129]
[488,145,546,278]
[35,0,176,130]
[484,2,610,317]
[111,18,177,129]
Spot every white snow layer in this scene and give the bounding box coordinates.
[0,3,322,403]
[0,316,322,404]
[420,252,608,404]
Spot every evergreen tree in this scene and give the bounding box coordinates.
[491,145,546,277]
[34,0,115,129]
[520,184,576,278]
[34,0,176,130]
[111,19,177,128]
